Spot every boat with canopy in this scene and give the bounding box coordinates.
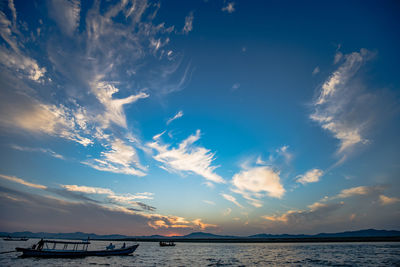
[15,239,139,258]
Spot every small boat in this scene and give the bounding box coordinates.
[159,241,175,247]
[16,239,139,258]
[3,236,29,241]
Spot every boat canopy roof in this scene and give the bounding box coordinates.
[42,240,90,244]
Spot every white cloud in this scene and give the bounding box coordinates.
[330,185,383,200]
[221,193,242,208]
[203,200,215,205]
[61,184,113,195]
[311,49,375,155]
[48,0,81,36]
[91,79,149,129]
[61,184,154,211]
[147,130,225,183]
[0,46,46,82]
[0,99,93,146]
[379,195,400,205]
[0,0,193,180]
[166,110,183,125]
[222,2,235,13]
[232,166,285,199]
[183,12,193,34]
[296,169,323,185]
[83,138,146,176]
[0,174,47,189]
[192,218,217,230]
[336,186,373,198]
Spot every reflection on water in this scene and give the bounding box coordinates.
[1,239,399,266]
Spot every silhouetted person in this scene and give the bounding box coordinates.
[106,243,115,250]
[37,239,44,250]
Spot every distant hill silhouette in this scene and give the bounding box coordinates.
[179,232,237,239]
[1,229,399,240]
[248,229,400,239]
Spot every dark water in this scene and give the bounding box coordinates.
[1,239,399,266]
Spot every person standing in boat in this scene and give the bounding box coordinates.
[37,239,44,250]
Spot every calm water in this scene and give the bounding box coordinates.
[0,239,399,266]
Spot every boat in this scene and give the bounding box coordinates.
[159,241,175,247]
[15,239,139,258]
[3,236,29,241]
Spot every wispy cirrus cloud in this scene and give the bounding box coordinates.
[61,184,155,212]
[221,193,242,208]
[147,130,225,184]
[48,0,81,36]
[11,145,65,160]
[311,49,378,157]
[0,0,192,178]
[182,12,193,34]
[166,110,183,125]
[83,138,146,176]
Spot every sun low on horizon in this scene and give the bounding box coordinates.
[0,0,399,237]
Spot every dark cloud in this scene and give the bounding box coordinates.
[0,185,150,234]
[45,187,100,203]
[136,201,156,212]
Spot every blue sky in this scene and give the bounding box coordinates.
[0,0,399,236]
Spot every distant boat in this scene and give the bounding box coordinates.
[16,239,139,258]
[159,241,175,247]
[3,236,29,241]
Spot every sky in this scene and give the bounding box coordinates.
[0,0,399,236]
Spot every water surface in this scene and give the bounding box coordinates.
[1,239,399,266]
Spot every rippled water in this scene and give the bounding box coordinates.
[1,239,399,266]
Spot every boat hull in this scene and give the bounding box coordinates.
[15,244,139,258]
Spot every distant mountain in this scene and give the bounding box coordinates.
[249,229,400,239]
[248,233,308,239]
[314,229,400,238]
[1,229,399,240]
[179,232,237,239]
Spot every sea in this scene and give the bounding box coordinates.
[1,238,399,266]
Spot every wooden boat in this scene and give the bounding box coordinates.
[159,241,175,247]
[15,239,139,258]
[4,237,29,241]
